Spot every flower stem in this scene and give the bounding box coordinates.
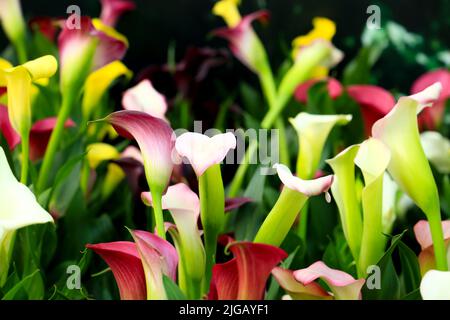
[20,133,29,184]
[428,210,448,271]
[296,201,309,241]
[36,91,76,193]
[151,191,166,240]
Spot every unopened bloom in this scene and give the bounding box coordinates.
[0,0,27,62]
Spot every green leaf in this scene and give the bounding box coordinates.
[163,275,187,300]
[398,241,421,295]
[2,269,41,300]
[266,247,300,300]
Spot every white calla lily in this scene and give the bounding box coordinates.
[420,131,450,174]
[420,270,450,300]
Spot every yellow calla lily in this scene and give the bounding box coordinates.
[87,142,121,169]
[0,57,13,86]
[92,18,129,47]
[212,0,241,27]
[82,61,132,120]
[101,163,126,200]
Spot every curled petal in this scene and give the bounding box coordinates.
[0,104,20,150]
[414,220,450,251]
[210,241,287,300]
[122,80,168,121]
[347,85,395,135]
[272,267,331,300]
[102,110,175,194]
[420,270,450,300]
[420,131,450,174]
[29,117,75,161]
[100,0,136,27]
[293,261,365,300]
[175,132,236,176]
[294,77,343,103]
[86,241,146,300]
[273,163,333,197]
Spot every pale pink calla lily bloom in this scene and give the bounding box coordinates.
[273,163,333,200]
[122,79,168,121]
[100,0,136,27]
[293,261,365,300]
[141,183,205,284]
[103,110,175,194]
[175,132,237,177]
[411,69,450,130]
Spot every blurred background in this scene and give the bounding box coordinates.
[1,0,448,92]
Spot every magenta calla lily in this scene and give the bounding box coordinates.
[86,241,147,300]
[209,240,287,300]
[411,69,450,130]
[294,77,343,104]
[293,261,365,300]
[122,79,168,121]
[347,84,395,136]
[100,0,136,27]
[0,104,20,150]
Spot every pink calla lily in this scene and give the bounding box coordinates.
[102,110,175,195]
[411,69,450,130]
[86,241,146,300]
[413,220,450,275]
[175,132,236,177]
[122,79,168,121]
[100,0,136,27]
[293,261,365,300]
[213,10,270,74]
[294,77,343,104]
[0,104,20,150]
[347,85,395,136]
[209,239,287,300]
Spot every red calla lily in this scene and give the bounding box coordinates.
[86,241,146,300]
[100,0,136,27]
[347,85,395,136]
[209,238,287,300]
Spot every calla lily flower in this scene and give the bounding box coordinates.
[372,82,448,270]
[293,261,365,300]
[209,239,287,300]
[354,138,391,273]
[100,110,175,238]
[58,16,128,92]
[175,131,236,289]
[254,164,333,246]
[272,267,331,300]
[129,229,178,300]
[142,183,205,298]
[411,69,450,130]
[347,85,395,136]
[420,131,450,174]
[86,241,146,300]
[294,77,343,104]
[289,112,352,179]
[0,104,20,150]
[29,16,58,42]
[292,17,338,79]
[213,0,269,75]
[100,0,136,27]
[122,79,168,121]
[87,143,121,169]
[0,0,27,62]
[82,60,132,121]
[413,220,450,275]
[420,270,450,300]
[0,146,53,284]
[88,230,178,300]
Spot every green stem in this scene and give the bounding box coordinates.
[199,164,225,293]
[14,38,27,64]
[296,201,309,242]
[428,210,448,271]
[36,91,76,193]
[227,139,257,197]
[151,191,166,240]
[20,132,29,184]
[254,188,307,246]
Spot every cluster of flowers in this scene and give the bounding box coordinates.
[0,0,449,300]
